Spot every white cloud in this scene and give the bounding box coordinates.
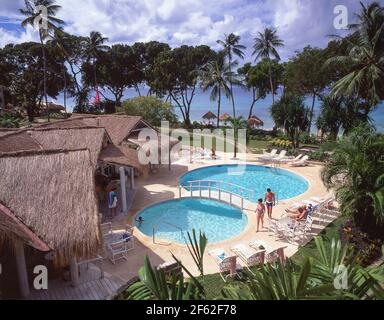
[0,0,365,62]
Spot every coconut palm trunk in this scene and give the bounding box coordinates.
[228,56,236,118]
[40,35,50,122]
[268,58,275,105]
[217,89,221,128]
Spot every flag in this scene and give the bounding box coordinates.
[93,89,100,105]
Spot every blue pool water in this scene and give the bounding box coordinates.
[135,198,247,244]
[179,164,309,202]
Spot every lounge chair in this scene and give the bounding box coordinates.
[231,244,265,274]
[265,246,287,264]
[289,155,309,167]
[107,240,132,264]
[209,249,242,282]
[278,154,303,164]
[101,222,112,238]
[270,150,288,163]
[258,149,277,161]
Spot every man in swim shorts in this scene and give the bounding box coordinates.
[264,188,276,219]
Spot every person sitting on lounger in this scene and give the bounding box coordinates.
[285,205,309,221]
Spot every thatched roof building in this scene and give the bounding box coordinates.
[202,111,217,120]
[0,149,101,266]
[28,127,110,168]
[0,130,43,153]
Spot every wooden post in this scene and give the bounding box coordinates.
[70,258,80,287]
[130,167,135,189]
[14,240,30,298]
[119,167,127,213]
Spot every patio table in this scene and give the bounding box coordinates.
[103,229,131,246]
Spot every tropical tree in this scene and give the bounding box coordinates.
[82,31,109,89]
[120,96,178,127]
[217,33,246,118]
[117,229,207,300]
[271,94,310,148]
[284,46,330,132]
[200,52,233,127]
[238,60,283,119]
[252,28,284,105]
[120,235,384,300]
[327,1,384,110]
[321,125,384,238]
[228,116,248,159]
[20,0,64,120]
[223,238,384,300]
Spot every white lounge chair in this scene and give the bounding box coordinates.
[209,249,242,282]
[278,154,303,163]
[101,222,112,238]
[289,155,309,167]
[231,244,265,274]
[265,246,287,264]
[258,149,278,161]
[270,150,288,163]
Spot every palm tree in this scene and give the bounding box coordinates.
[82,31,109,90]
[217,33,246,118]
[50,29,69,113]
[228,116,248,159]
[200,53,233,128]
[328,2,384,109]
[321,124,384,238]
[20,0,64,121]
[252,28,284,105]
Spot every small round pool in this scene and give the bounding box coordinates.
[179,164,309,202]
[135,198,247,244]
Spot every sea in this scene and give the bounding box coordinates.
[55,86,384,133]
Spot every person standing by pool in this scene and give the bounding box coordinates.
[255,199,266,233]
[264,188,276,219]
[108,187,118,218]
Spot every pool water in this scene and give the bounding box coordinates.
[135,198,247,244]
[179,164,309,202]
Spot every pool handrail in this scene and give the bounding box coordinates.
[152,220,184,245]
[179,180,256,210]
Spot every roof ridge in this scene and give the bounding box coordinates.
[0,148,89,158]
[30,126,105,132]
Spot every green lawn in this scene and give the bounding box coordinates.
[200,215,347,300]
[247,139,270,154]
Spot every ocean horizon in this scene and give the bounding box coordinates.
[55,86,384,133]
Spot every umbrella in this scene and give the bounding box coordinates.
[202,111,217,120]
[219,113,231,122]
[248,115,264,127]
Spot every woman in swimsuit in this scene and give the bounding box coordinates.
[255,199,266,233]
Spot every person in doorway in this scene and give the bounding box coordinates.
[255,198,266,233]
[108,187,118,218]
[264,188,276,219]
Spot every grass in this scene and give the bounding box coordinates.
[199,215,347,299]
[247,139,270,154]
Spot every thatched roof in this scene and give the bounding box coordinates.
[219,113,231,121]
[0,130,42,153]
[202,111,217,120]
[28,127,110,168]
[0,149,101,266]
[99,144,148,174]
[248,115,264,127]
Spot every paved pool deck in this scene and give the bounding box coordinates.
[102,152,336,283]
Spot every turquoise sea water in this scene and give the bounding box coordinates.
[135,198,248,244]
[179,164,309,203]
[57,86,384,133]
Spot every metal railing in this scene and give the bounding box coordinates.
[179,180,255,210]
[152,221,184,244]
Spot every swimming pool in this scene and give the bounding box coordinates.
[135,198,247,244]
[179,164,309,202]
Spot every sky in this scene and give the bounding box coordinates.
[0,0,380,62]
